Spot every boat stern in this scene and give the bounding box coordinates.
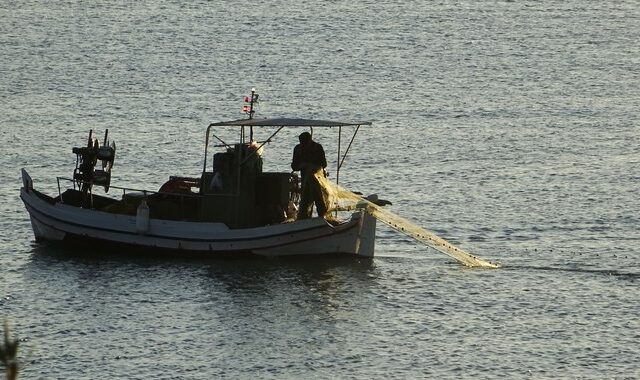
[21,168,33,192]
[354,209,376,257]
[20,169,66,241]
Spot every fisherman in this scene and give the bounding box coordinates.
[291,131,329,219]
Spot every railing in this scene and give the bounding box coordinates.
[55,177,209,221]
[56,176,169,200]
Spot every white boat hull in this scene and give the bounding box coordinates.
[20,172,376,258]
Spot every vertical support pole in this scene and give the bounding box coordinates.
[337,126,342,185]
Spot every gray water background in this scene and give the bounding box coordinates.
[1,1,639,378]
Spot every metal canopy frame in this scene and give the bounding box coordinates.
[202,118,372,185]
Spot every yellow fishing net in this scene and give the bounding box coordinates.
[319,177,500,268]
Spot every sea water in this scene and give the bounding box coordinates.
[1,1,638,378]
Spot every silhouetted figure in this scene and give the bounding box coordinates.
[291,132,328,219]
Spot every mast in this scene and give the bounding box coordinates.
[243,88,259,141]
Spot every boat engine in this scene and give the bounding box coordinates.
[72,129,116,193]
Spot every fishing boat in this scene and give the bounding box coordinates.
[20,90,500,267]
[20,90,380,258]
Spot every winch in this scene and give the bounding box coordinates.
[72,129,116,193]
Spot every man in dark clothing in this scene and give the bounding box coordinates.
[291,132,329,219]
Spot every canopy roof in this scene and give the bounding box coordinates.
[208,117,371,128]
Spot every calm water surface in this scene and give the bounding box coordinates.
[1,1,639,378]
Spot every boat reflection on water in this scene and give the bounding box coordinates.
[25,241,378,322]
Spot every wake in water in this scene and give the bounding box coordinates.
[514,265,638,281]
[322,178,501,269]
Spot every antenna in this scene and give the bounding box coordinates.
[242,88,259,120]
[242,88,259,141]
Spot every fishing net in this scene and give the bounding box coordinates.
[319,177,500,268]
